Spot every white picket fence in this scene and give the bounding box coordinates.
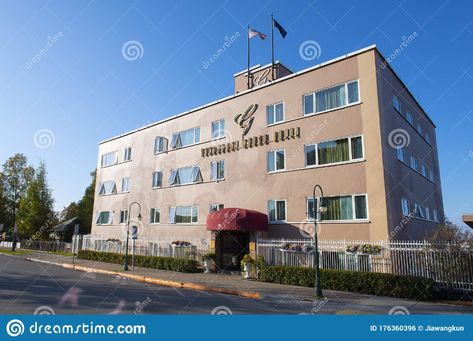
[257,238,473,293]
[72,235,209,261]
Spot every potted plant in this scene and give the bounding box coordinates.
[201,253,216,274]
[254,256,265,279]
[241,254,253,279]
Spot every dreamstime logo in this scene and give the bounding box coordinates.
[6,319,24,337]
[33,129,55,149]
[381,32,418,69]
[203,31,241,70]
[25,31,64,69]
[299,40,322,61]
[211,306,232,315]
[122,40,144,61]
[388,305,410,315]
[33,305,55,315]
[121,218,144,239]
[388,128,410,149]
[298,221,321,239]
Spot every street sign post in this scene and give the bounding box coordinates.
[72,223,79,264]
[131,225,138,271]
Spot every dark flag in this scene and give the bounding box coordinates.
[273,18,287,38]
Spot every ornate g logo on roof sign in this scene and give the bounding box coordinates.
[234,104,258,136]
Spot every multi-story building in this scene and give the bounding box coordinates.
[91,45,444,270]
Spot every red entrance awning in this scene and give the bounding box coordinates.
[206,208,268,232]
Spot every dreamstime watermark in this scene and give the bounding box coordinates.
[202,32,240,70]
[388,128,410,149]
[6,319,24,337]
[33,306,55,315]
[33,129,55,149]
[299,40,322,61]
[380,32,418,69]
[25,32,64,70]
[133,297,151,315]
[211,306,232,315]
[388,305,410,315]
[390,211,415,239]
[25,212,56,247]
[290,119,329,160]
[122,40,144,61]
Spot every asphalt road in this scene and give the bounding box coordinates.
[0,254,310,314]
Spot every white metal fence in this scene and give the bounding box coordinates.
[257,238,473,293]
[72,235,209,261]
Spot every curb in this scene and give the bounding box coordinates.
[25,257,261,299]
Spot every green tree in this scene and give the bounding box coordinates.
[1,153,35,229]
[16,161,54,239]
[77,169,96,234]
[59,202,78,222]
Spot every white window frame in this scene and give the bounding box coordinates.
[121,177,130,193]
[425,207,430,220]
[267,149,286,173]
[266,101,285,126]
[210,160,225,181]
[96,211,112,225]
[119,209,128,224]
[304,135,364,168]
[401,198,410,216]
[155,136,168,154]
[397,147,406,163]
[209,203,224,213]
[123,147,132,161]
[429,169,434,182]
[267,199,287,223]
[410,156,418,171]
[406,112,414,125]
[152,171,163,188]
[313,194,369,222]
[211,119,225,140]
[169,166,202,186]
[98,181,117,196]
[170,127,200,149]
[169,205,198,224]
[421,163,427,177]
[150,208,160,224]
[101,151,118,168]
[392,96,401,113]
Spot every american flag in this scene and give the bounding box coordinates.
[248,27,267,40]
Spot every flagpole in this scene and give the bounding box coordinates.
[271,14,275,81]
[247,25,250,90]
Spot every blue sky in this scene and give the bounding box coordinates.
[0,0,472,226]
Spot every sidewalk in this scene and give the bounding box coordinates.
[7,250,473,315]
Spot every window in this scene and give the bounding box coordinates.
[169,166,202,185]
[155,136,168,153]
[169,205,198,224]
[414,203,424,219]
[119,210,128,224]
[304,80,359,116]
[410,156,418,171]
[121,177,130,192]
[98,181,117,195]
[429,170,434,182]
[150,208,160,224]
[321,194,368,221]
[433,209,439,222]
[425,133,430,144]
[152,171,163,188]
[421,163,427,177]
[305,136,363,167]
[416,123,423,136]
[211,119,225,139]
[406,112,414,125]
[397,148,406,162]
[96,211,112,225]
[267,149,285,172]
[392,96,401,113]
[425,207,430,220]
[307,198,318,221]
[210,160,225,180]
[101,152,117,167]
[209,203,224,213]
[267,200,286,222]
[170,127,200,149]
[401,198,410,216]
[266,102,284,125]
[124,147,132,161]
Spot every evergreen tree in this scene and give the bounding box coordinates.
[77,170,96,234]
[16,161,54,239]
[59,202,79,222]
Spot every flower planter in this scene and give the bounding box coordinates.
[243,263,252,279]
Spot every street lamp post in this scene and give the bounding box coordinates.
[124,201,142,271]
[313,184,327,298]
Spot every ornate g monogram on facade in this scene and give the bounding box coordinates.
[234,104,258,136]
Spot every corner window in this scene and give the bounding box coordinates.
[124,147,132,161]
[101,152,117,168]
[267,200,286,222]
[266,102,284,125]
[267,149,285,172]
[121,177,130,192]
[119,210,128,224]
[96,211,112,225]
[170,127,200,149]
[211,119,225,139]
[210,160,225,180]
[150,208,160,224]
[169,205,198,224]
[155,136,168,153]
[98,181,117,195]
[152,171,163,188]
[401,198,410,216]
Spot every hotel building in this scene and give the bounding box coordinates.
[91,45,444,270]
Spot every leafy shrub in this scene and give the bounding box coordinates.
[78,250,201,273]
[259,266,434,300]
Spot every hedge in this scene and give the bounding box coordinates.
[78,250,201,273]
[259,266,435,300]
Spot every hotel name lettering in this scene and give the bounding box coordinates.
[201,126,301,158]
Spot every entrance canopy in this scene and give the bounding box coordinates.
[206,208,268,232]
